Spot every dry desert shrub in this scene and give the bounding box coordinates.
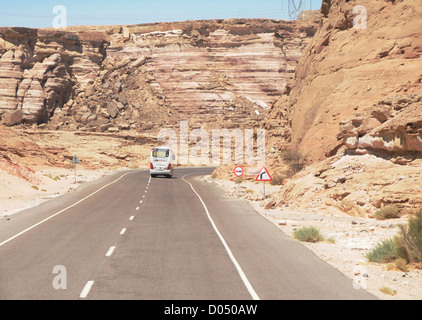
[293,226,324,243]
[366,210,422,265]
[279,149,307,176]
[373,205,402,220]
[395,210,422,263]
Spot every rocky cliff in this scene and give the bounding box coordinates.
[0,19,317,132]
[263,0,422,216]
[0,27,107,125]
[266,0,422,161]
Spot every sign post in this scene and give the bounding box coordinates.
[233,166,243,178]
[233,166,243,192]
[255,166,272,198]
[72,155,80,183]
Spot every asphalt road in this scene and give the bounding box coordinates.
[0,167,376,300]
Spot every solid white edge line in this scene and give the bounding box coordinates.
[0,171,138,248]
[80,280,95,298]
[182,174,260,301]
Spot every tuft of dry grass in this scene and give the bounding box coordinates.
[293,226,324,243]
[374,205,402,220]
[379,286,397,296]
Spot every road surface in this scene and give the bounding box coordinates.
[0,167,376,299]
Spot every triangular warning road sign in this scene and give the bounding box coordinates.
[255,166,272,181]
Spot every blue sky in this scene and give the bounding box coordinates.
[0,0,322,28]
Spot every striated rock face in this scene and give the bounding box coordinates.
[278,153,422,217]
[266,0,422,161]
[0,19,317,128]
[340,94,422,162]
[263,0,422,216]
[118,19,313,116]
[0,50,24,115]
[0,27,107,124]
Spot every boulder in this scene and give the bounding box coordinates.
[107,103,119,119]
[2,109,23,126]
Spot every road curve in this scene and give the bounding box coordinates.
[0,167,376,300]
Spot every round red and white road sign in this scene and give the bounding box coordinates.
[233,166,243,177]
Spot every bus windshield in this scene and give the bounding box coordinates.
[152,149,169,158]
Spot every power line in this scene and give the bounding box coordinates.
[0,1,323,27]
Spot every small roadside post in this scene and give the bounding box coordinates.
[234,166,243,178]
[255,166,272,198]
[72,155,80,183]
[233,166,243,192]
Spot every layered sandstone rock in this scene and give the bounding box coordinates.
[263,0,422,216]
[0,27,107,125]
[0,19,317,128]
[0,50,23,115]
[266,0,422,161]
[278,153,422,217]
[120,19,310,115]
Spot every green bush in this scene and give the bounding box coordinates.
[395,210,422,263]
[365,238,398,263]
[293,226,324,243]
[366,210,422,264]
[374,205,401,220]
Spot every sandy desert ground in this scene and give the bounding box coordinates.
[0,167,119,217]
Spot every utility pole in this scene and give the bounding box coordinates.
[288,0,306,20]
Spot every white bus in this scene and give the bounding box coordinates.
[150,147,175,178]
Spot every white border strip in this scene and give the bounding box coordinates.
[0,171,137,248]
[182,174,260,300]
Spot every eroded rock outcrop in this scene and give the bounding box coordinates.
[266,0,422,161]
[264,0,422,216]
[0,27,108,125]
[0,19,317,129]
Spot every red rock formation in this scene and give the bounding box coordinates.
[0,27,107,124]
[0,19,317,128]
[263,0,422,215]
[267,0,422,161]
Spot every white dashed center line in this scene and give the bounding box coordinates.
[80,280,94,298]
[105,246,116,257]
[79,172,151,300]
